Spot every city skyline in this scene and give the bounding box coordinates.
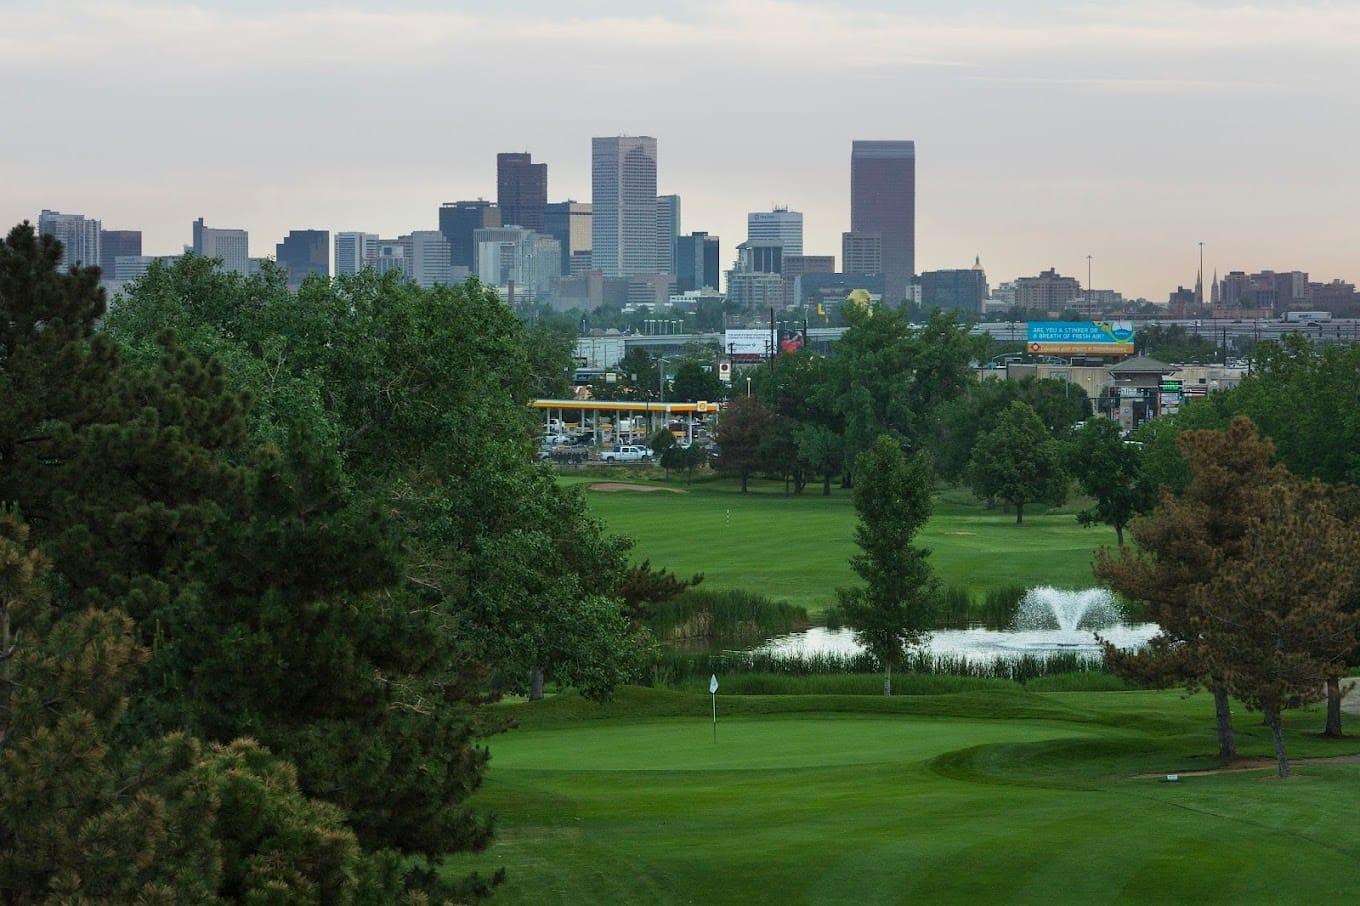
[6,1,1360,298]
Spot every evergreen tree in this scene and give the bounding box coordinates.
[1095,417,1287,761]
[1192,480,1360,776]
[838,436,937,695]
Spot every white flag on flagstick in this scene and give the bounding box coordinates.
[709,674,719,694]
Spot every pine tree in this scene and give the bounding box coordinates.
[1095,417,1287,760]
[1192,480,1360,776]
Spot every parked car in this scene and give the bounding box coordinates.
[601,445,652,463]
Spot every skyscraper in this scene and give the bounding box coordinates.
[192,217,249,275]
[334,232,379,276]
[747,207,803,256]
[38,210,101,269]
[656,194,681,277]
[439,201,501,270]
[543,201,592,275]
[850,140,915,302]
[674,231,720,293]
[497,152,548,231]
[99,229,141,277]
[591,135,658,277]
[275,229,329,287]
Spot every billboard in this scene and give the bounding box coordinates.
[724,328,777,358]
[1027,321,1135,356]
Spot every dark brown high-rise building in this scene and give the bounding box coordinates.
[850,140,915,303]
[497,152,547,232]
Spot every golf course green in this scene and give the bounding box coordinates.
[569,474,1115,612]
[447,688,1360,903]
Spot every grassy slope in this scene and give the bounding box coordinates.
[448,688,1360,904]
[568,474,1114,613]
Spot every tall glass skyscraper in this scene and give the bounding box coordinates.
[850,140,915,303]
[591,136,658,277]
[497,153,547,231]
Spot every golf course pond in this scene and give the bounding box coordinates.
[759,587,1159,665]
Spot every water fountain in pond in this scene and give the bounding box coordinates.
[1013,586,1122,632]
[755,586,1156,664]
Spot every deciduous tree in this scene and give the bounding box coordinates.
[838,436,937,695]
[966,401,1068,524]
[1067,416,1154,545]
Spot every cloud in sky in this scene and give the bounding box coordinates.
[4,0,1358,297]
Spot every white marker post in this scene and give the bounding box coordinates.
[709,674,719,744]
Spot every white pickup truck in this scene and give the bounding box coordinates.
[600,445,652,464]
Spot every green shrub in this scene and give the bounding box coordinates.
[648,589,809,642]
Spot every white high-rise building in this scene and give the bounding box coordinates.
[334,232,379,276]
[38,209,101,269]
[408,231,453,288]
[191,217,249,275]
[473,226,561,301]
[591,136,658,277]
[656,194,681,277]
[747,207,803,257]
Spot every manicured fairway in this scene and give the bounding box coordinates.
[568,474,1115,612]
[447,689,1360,903]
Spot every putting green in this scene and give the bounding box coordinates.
[491,716,1104,772]
[446,689,1360,903]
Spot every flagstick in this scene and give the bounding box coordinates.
[712,691,717,744]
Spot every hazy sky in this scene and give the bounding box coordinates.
[4,0,1358,298]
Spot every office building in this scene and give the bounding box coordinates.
[920,260,989,315]
[850,140,915,301]
[38,210,101,269]
[407,231,453,288]
[99,229,141,277]
[192,217,249,275]
[1216,270,1309,313]
[747,207,802,256]
[841,231,882,276]
[735,240,784,275]
[569,250,594,276]
[497,152,547,231]
[656,194,681,276]
[543,201,592,275]
[725,271,786,310]
[275,229,329,287]
[111,255,179,282]
[335,232,379,276]
[795,272,886,308]
[1014,268,1082,310]
[674,231,720,293]
[373,239,412,281]
[591,135,658,276]
[473,226,560,300]
[783,255,835,278]
[439,200,502,270]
